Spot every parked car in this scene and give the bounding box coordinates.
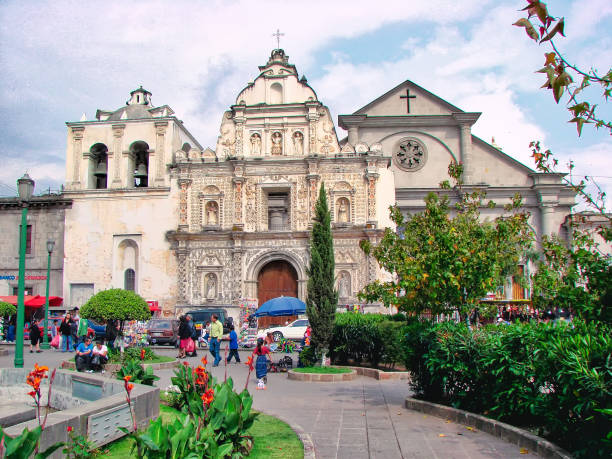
[147,319,178,346]
[187,308,233,335]
[87,319,106,341]
[261,319,309,342]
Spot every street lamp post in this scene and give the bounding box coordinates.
[14,173,35,368]
[40,239,55,350]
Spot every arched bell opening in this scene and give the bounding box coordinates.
[89,143,108,189]
[130,140,150,188]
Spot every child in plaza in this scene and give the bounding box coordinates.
[29,318,42,353]
[253,337,271,389]
[226,324,240,363]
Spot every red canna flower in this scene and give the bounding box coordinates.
[67,426,73,432]
[245,356,254,371]
[126,383,134,393]
[123,375,132,382]
[183,361,190,366]
[201,357,208,366]
[201,388,214,406]
[140,348,146,360]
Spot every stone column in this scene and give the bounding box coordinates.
[70,127,85,188]
[306,104,319,155]
[232,176,245,230]
[540,204,556,236]
[306,174,319,222]
[452,113,480,185]
[459,123,473,184]
[177,249,188,303]
[347,127,359,146]
[178,179,191,231]
[154,121,168,186]
[111,124,125,187]
[365,171,379,226]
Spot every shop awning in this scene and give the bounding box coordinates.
[0,295,64,308]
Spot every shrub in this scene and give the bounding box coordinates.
[329,313,386,366]
[108,346,157,363]
[0,301,16,317]
[404,319,612,458]
[116,360,159,386]
[298,346,317,367]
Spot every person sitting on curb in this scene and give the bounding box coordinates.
[75,336,94,372]
[91,339,109,373]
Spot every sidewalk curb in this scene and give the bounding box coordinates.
[259,410,316,459]
[404,397,572,458]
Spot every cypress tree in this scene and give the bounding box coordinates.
[306,182,338,362]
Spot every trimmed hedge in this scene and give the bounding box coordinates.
[408,320,611,458]
[329,313,407,368]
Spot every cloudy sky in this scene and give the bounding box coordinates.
[0,0,610,209]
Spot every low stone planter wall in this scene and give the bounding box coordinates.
[61,359,178,373]
[347,366,410,381]
[1,368,159,459]
[405,397,572,459]
[288,369,357,382]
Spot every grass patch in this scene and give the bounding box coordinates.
[293,366,352,374]
[97,406,303,458]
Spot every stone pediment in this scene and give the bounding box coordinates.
[198,253,222,268]
[354,80,462,117]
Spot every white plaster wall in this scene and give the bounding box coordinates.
[358,85,455,116]
[62,188,178,311]
[376,166,396,229]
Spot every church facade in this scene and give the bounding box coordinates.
[60,49,574,322]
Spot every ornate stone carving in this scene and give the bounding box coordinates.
[292,131,304,155]
[250,133,262,156]
[219,112,236,157]
[338,271,350,298]
[205,201,218,225]
[205,273,217,299]
[271,131,283,155]
[178,179,192,227]
[336,197,350,223]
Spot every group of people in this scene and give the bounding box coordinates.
[177,313,239,367]
[75,336,109,373]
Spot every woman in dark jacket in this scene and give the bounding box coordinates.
[59,314,73,352]
[177,316,190,359]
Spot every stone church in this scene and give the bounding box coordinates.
[60,49,574,323]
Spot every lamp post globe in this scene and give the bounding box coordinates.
[40,239,55,350]
[14,173,35,368]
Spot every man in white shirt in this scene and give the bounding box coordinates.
[91,339,109,373]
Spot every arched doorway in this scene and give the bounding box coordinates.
[257,260,298,329]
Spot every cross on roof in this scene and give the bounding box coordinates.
[400,88,417,113]
[272,29,285,49]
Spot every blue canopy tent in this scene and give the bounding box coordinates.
[254,296,306,317]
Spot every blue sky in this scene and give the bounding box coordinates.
[0,0,610,208]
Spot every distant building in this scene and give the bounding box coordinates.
[0,194,71,301]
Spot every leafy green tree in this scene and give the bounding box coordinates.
[513,0,611,136]
[80,289,150,351]
[532,224,611,326]
[306,183,338,361]
[0,301,17,317]
[359,164,533,319]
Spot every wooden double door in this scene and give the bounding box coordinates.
[257,260,298,329]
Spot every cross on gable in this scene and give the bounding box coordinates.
[272,29,285,49]
[400,88,417,113]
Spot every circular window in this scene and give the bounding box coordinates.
[393,138,427,171]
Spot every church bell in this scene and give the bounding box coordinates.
[134,163,148,179]
[93,162,107,177]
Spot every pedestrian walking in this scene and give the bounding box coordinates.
[209,314,223,366]
[177,315,190,359]
[226,325,240,363]
[253,337,271,389]
[59,313,73,352]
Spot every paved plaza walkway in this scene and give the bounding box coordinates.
[0,346,538,458]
